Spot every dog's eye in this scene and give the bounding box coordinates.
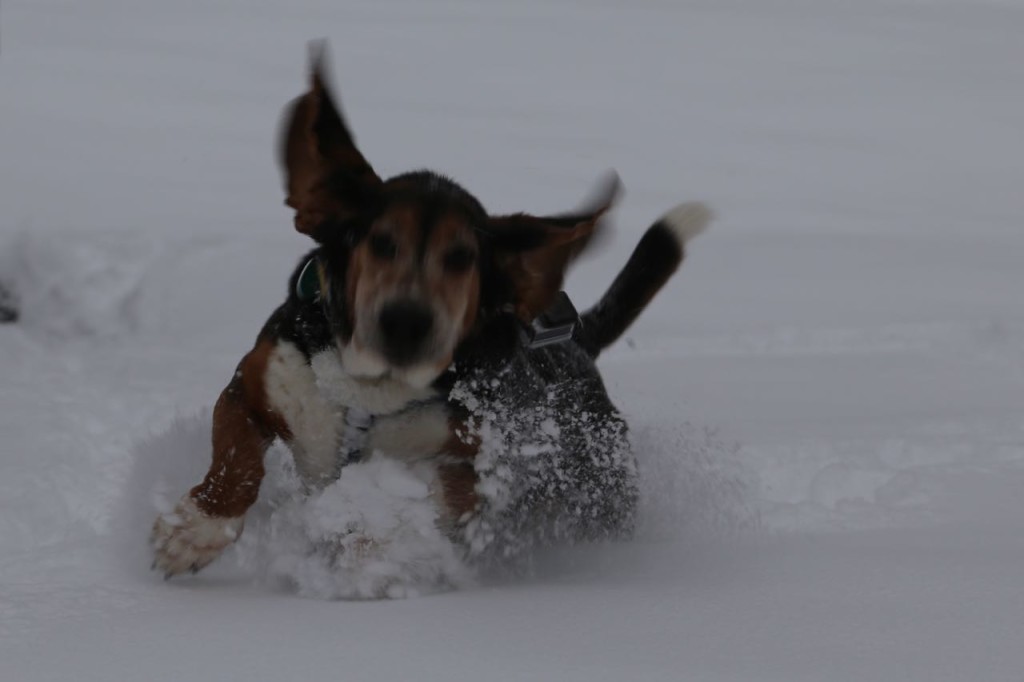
[443,246,476,273]
[369,233,398,261]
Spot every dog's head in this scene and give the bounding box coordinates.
[279,43,619,388]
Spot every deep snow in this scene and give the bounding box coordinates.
[2,0,1024,679]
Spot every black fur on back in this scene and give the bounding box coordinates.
[578,221,684,357]
[449,316,638,562]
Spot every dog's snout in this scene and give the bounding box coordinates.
[378,300,434,364]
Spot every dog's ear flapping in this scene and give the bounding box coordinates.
[278,41,383,239]
[488,172,621,322]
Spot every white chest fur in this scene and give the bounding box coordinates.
[264,343,451,482]
[313,350,452,462]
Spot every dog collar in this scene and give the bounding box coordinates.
[296,256,326,302]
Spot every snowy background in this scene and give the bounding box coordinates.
[2,0,1023,679]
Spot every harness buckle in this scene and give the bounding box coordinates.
[521,291,579,349]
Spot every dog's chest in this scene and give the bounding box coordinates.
[263,341,451,481]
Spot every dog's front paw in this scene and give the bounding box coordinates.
[150,495,244,579]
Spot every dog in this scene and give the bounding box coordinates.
[151,43,711,579]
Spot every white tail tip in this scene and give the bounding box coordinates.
[661,202,713,245]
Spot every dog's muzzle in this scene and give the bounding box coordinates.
[376,299,435,366]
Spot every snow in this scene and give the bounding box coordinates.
[2,0,1024,679]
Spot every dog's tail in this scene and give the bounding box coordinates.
[578,202,711,358]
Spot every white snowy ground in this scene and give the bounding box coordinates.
[2,0,1024,679]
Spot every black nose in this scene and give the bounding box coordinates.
[378,300,434,364]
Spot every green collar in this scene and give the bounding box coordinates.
[296,257,324,302]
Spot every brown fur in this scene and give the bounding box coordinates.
[347,205,421,315]
[437,413,483,520]
[490,204,613,322]
[428,214,481,340]
[190,339,291,518]
[279,47,382,234]
[438,463,479,520]
[344,199,485,377]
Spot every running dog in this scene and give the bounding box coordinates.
[151,44,711,578]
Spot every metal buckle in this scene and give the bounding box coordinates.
[521,291,579,349]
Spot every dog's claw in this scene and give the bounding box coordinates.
[151,559,158,571]
[189,564,200,575]
[164,571,174,582]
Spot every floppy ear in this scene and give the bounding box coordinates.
[278,41,383,237]
[489,172,621,322]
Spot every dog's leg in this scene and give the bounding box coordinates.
[152,339,291,578]
[434,412,482,528]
